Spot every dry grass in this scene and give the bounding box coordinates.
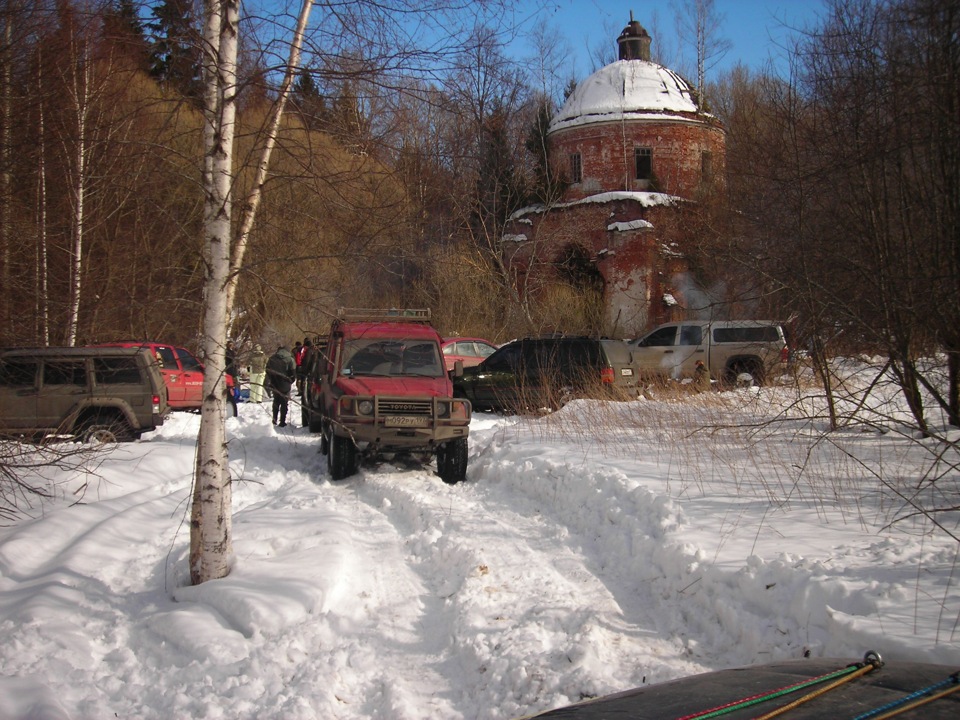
[491,364,960,542]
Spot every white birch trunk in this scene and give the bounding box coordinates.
[36,63,49,345]
[65,46,90,347]
[191,0,239,585]
[225,0,313,325]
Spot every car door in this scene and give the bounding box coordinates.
[0,358,39,432]
[522,340,567,407]
[174,347,205,407]
[631,325,681,376]
[151,346,185,405]
[36,358,90,431]
[674,324,706,377]
[470,342,523,409]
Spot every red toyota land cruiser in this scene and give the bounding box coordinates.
[303,309,471,483]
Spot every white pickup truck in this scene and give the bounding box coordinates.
[628,320,789,386]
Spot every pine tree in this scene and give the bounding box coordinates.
[146,0,201,100]
[524,99,565,205]
[102,0,149,70]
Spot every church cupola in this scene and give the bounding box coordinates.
[617,12,651,61]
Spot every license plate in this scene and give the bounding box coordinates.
[385,416,429,427]
[620,368,634,376]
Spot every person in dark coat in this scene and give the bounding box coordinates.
[265,345,296,427]
[225,340,238,379]
[225,339,241,409]
[295,337,312,397]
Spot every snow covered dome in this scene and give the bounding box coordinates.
[549,60,701,133]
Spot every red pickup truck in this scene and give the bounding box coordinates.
[302,309,471,483]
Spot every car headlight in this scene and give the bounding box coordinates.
[357,400,374,415]
[450,400,470,421]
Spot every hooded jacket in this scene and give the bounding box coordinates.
[266,347,296,394]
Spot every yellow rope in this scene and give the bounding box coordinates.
[752,663,877,720]
[868,682,960,720]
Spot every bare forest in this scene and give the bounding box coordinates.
[0,0,958,429]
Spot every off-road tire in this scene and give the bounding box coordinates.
[80,412,134,443]
[436,437,468,485]
[725,358,764,387]
[327,430,358,480]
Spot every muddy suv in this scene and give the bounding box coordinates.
[93,342,207,410]
[303,309,472,483]
[628,320,789,385]
[452,336,640,412]
[0,347,169,442]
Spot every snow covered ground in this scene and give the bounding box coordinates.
[1,364,958,719]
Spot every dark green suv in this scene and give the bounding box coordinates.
[452,337,639,412]
[0,347,170,442]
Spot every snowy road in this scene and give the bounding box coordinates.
[206,411,710,718]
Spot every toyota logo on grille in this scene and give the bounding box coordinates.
[392,403,420,411]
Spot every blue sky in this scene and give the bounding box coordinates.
[517,0,829,80]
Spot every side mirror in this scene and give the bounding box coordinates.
[453,360,464,378]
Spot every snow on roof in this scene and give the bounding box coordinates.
[550,60,701,133]
[509,191,682,221]
[608,219,654,232]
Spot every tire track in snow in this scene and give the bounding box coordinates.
[347,451,709,718]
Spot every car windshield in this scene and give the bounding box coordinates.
[341,338,443,377]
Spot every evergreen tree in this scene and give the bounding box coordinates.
[102,0,149,69]
[472,107,526,239]
[292,71,329,131]
[524,99,566,205]
[146,0,201,100]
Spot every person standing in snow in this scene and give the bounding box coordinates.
[693,360,711,392]
[265,345,296,426]
[225,340,238,379]
[248,344,267,403]
[295,337,312,397]
[225,339,241,408]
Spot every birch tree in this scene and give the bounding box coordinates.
[673,0,731,107]
[191,0,239,585]
[191,0,313,585]
[189,0,514,583]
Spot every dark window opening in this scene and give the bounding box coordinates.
[713,326,781,343]
[95,358,142,384]
[635,147,652,180]
[569,153,582,183]
[638,326,677,347]
[0,361,37,387]
[43,361,86,386]
[175,348,203,372]
[679,326,703,346]
[702,150,714,182]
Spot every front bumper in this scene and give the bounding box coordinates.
[330,395,470,450]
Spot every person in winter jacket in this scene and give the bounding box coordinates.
[295,337,312,397]
[693,360,711,393]
[248,344,267,403]
[225,340,241,407]
[265,345,296,426]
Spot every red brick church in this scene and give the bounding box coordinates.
[502,15,726,336]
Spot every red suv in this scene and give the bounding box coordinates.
[302,309,471,483]
[93,342,208,410]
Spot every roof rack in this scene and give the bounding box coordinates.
[335,308,432,324]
